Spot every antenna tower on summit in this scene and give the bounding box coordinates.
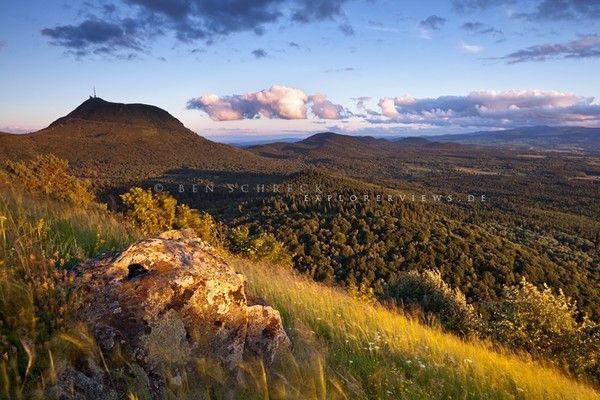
[93,87,97,98]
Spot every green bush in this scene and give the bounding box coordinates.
[384,269,481,338]
[3,155,95,207]
[121,187,216,243]
[486,278,600,382]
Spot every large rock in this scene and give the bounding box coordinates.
[67,229,290,395]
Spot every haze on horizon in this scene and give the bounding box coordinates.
[0,0,599,140]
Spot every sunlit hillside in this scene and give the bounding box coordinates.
[1,184,598,399]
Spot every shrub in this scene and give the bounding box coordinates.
[121,187,216,243]
[384,269,481,338]
[226,226,291,266]
[3,155,95,207]
[348,278,377,305]
[486,278,600,382]
[175,203,215,243]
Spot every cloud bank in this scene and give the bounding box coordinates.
[374,90,600,128]
[189,87,600,129]
[187,86,348,121]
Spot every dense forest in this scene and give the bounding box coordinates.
[223,178,600,320]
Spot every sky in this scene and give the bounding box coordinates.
[0,0,599,141]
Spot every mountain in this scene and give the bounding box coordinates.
[249,132,401,161]
[217,136,304,148]
[0,97,288,183]
[427,126,600,152]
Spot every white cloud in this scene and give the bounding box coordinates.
[378,98,399,117]
[187,86,348,121]
[375,90,600,128]
[310,94,348,119]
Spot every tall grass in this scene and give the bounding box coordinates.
[232,257,600,400]
[0,188,136,399]
[1,186,599,399]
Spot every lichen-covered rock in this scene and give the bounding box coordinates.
[71,229,290,393]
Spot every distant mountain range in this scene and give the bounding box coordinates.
[1,98,598,188]
[248,131,474,163]
[231,126,600,153]
[423,126,600,153]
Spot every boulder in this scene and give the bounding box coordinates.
[67,229,290,395]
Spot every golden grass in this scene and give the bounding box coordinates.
[1,186,599,399]
[0,188,137,399]
[232,256,600,400]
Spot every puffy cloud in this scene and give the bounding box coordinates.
[498,34,600,63]
[43,0,352,56]
[187,86,348,121]
[378,98,399,117]
[375,90,600,128]
[310,94,348,119]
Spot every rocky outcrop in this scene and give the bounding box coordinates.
[59,229,290,397]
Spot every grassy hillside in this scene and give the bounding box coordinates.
[234,257,600,399]
[1,187,598,399]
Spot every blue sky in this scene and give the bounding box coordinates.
[0,0,599,140]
